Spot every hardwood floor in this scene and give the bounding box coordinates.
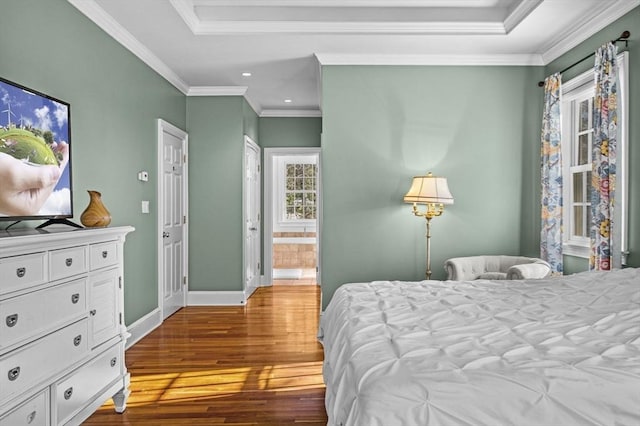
[84,286,327,425]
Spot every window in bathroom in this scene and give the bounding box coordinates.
[284,163,317,220]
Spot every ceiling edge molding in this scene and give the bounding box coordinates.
[169,0,200,31]
[190,20,506,35]
[540,0,640,64]
[260,109,322,118]
[503,0,543,34]
[67,0,190,95]
[187,86,248,96]
[193,0,502,6]
[314,53,544,66]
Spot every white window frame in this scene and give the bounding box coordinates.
[275,155,317,231]
[560,51,629,264]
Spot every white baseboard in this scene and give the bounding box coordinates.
[125,308,162,349]
[273,268,303,279]
[187,291,246,306]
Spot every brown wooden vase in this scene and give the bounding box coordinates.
[80,190,111,227]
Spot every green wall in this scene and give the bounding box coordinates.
[187,96,247,291]
[259,117,322,148]
[540,7,640,273]
[321,65,543,308]
[0,0,186,324]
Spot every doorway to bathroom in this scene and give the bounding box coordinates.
[264,148,321,287]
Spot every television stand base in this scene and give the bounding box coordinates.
[36,218,83,229]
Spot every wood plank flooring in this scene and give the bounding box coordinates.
[84,286,327,425]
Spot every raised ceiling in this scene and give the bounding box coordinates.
[68,0,638,116]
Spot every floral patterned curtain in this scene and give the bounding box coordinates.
[540,73,563,275]
[590,43,618,271]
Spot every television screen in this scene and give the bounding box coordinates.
[0,77,72,222]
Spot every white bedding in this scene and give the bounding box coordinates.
[319,268,640,426]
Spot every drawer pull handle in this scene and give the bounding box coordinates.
[71,293,80,304]
[73,335,82,346]
[6,314,18,327]
[16,267,26,278]
[8,366,20,381]
[65,257,73,267]
[26,410,37,424]
[102,250,108,258]
[90,309,97,316]
[64,387,73,400]
[110,357,117,367]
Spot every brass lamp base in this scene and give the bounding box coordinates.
[411,202,444,280]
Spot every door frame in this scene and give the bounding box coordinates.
[156,119,189,319]
[263,147,322,286]
[243,135,261,301]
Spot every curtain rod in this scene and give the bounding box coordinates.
[537,30,630,87]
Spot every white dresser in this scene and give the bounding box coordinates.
[0,226,134,426]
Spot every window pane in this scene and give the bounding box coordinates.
[579,99,590,131]
[303,164,314,177]
[295,164,303,177]
[586,171,592,202]
[578,134,590,165]
[304,193,316,206]
[286,206,295,219]
[573,173,583,202]
[286,164,295,177]
[304,177,315,190]
[573,206,584,237]
[286,177,295,190]
[295,177,303,190]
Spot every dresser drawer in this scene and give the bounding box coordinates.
[0,253,47,296]
[0,389,48,426]
[55,344,121,425]
[0,279,87,351]
[0,319,88,404]
[50,246,88,282]
[89,242,118,271]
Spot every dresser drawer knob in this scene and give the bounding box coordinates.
[71,293,80,304]
[6,314,18,327]
[26,410,37,424]
[8,366,20,381]
[65,257,73,267]
[16,267,26,278]
[110,357,117,367]
[73,335,82,346]
[102,250,108,258]
[64,387,73,400]
[90,309,97,316]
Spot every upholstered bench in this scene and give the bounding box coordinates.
[444,255,552,280]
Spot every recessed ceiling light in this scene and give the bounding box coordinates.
[284,99,292,103]
[242,72,252,77]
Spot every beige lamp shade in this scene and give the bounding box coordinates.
[403,172,454,205]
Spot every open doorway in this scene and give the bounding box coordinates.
[264,148,321,287]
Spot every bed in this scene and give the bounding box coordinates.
[319,268,640,426]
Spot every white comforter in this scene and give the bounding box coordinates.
[319,268,640,426]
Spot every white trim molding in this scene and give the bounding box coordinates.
[187,291,247,306]
[125,308,162,349]
[315,53,544,67]
[68,0,189,94]
[187,86,248,96]
[260,109,322,118]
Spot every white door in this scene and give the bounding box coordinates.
[158,119,188,320]
[244,136,261,300]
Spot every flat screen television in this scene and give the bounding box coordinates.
[0,76,78,228]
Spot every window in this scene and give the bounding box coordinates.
[274,155,318,229]
[561,52,628,263]
[284,163,317,220]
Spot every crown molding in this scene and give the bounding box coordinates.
[503,0,543,34]
[260,109,322,118]
[192,0,504,6]
[67,0,189,95]
[540,0,640,64]
[315,53,544,66]
[187,86,248,96]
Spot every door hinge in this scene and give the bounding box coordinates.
[257,164,261,173]
[257,262,261,270]
[184,154,187,163]
[119,277,122,289]
[119,313,123,325]
[316,266,319,272]
[183,276,187,285]
[183,215,187,224]
[257,213,260,221]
